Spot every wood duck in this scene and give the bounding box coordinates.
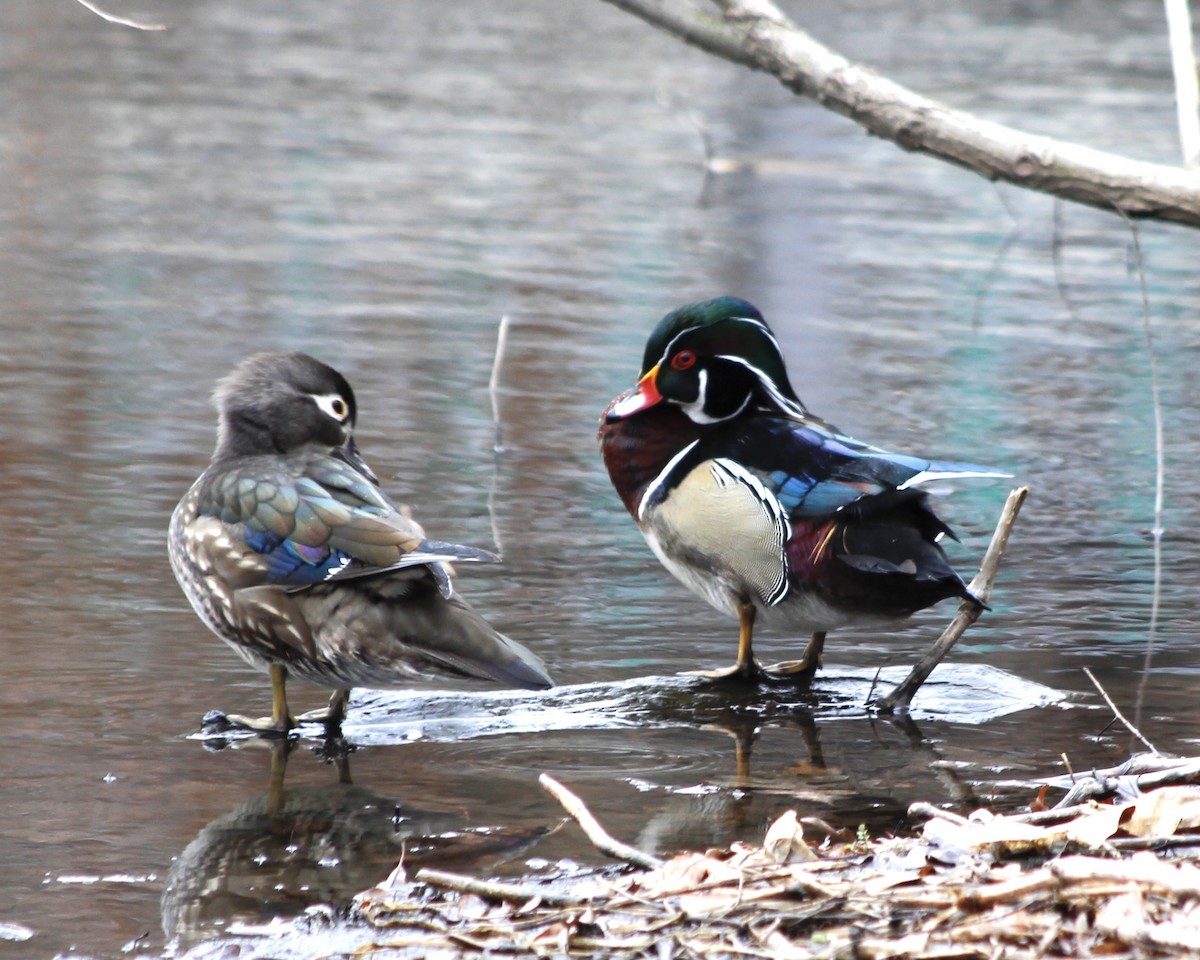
[599,297,1008,684]
[169,351,552,736]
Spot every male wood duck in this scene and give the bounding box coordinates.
[599,297,1008,684]
[169,351,552,736]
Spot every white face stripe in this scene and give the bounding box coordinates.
[715,354,806,419]
[311,392,350,422]
[655,314,776,367]
[656,314,798,424]
[637,439,699,522]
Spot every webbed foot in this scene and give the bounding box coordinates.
[201,709,295,739]
[680,659,768,683]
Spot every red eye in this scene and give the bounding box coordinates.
[670,350,697,371]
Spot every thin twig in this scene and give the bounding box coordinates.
[1121,219,1166,543]
[488,314,511,414]
[875,486,1029,714]
[1082,667,1159,756]
[907,802,971,827]
[1164,0,1200,166]
[74,0,166,30]
[1051,200,1082,324]
[539,774,664,870]
[415,867,591,907]
[486,315,511,557]
[1119,216,1166,743]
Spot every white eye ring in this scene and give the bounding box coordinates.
[312,393,349,422]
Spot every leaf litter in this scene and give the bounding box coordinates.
[182,753,1200,960]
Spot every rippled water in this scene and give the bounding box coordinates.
[3,0,1200,956]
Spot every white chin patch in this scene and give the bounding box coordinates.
[609,390,652,419]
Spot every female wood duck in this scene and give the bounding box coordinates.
[599,297,1008,684]
[169,351,552,736]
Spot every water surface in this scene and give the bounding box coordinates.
[2,0,1199,956]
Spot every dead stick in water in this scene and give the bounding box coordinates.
[1082,666,1160,756]
[415,867,591,906]
[539,773,664,870]
[876,486,1029,714]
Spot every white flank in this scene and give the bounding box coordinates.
[711,457,791,606]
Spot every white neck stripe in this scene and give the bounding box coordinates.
[637,439,699,521]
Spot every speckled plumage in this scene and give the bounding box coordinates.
[169,351,551,733]
[599,297,1008,682]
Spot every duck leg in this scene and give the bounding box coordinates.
[213,663,297,737]
[762,631,826,687]
[683,598,765,682]
[296,687,351,735]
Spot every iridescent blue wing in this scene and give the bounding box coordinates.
[199,453,495,595]
[713,415,1008,522]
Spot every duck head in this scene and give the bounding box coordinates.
[606,296,806,426]
[212,351,378,482]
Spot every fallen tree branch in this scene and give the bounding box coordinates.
[415,867,591,907]
[600,0,1200,228]
[539,773,664,870]
[1041,755,1200,809]
[875,486,1029,714]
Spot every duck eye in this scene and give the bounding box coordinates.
[670,350,697,371]
[313,393,350,421]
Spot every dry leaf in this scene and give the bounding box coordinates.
[762,810,817,864]
[639,851,742,897]
[1122,786,1200,838]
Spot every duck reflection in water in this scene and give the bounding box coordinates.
[161,741,545,952]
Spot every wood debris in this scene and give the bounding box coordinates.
[347,759,1200,959]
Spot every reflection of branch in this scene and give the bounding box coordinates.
[74,0,166,30]
[601,0,1200,229]
[1119,217,1165,736]
[875,486,1029,714]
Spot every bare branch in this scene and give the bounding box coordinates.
[602,0,1200,228]
[540,773,664,870]
[875,486,1029,714]
[74,0,166,31]
[415,867,591,907]
[1083,667,1160,756]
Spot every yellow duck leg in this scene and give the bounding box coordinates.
[762,631,826,687]
[296,688,350,732]
[225,663,296,736]
[683,598,763,682]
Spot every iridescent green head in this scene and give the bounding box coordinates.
[608,297,805,425]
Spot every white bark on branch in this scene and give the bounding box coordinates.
[602,0,1200,229]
